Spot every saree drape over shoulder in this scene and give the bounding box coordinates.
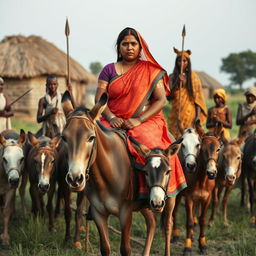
[99,32,186,198]
[167,71,207,139]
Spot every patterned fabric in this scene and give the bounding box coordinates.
[167,72,207,138]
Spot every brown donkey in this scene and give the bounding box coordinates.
[0,129,26,248]
[61,91,181,256]
[182,123,221,256]
[208,137,243,227]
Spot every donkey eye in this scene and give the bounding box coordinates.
[20,157,24,163]
[216,148,221,152]
[3,157,7,164]
[166,169,171,175]
[51,159,55,164]
[237,156,241,160]
[196,144,200,148]
[88,136,95,143]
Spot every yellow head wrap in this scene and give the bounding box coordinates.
[244,86,256,97]
[173,47,191,59]
[213,88,227,103]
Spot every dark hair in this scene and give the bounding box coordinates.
[116,27,141,61]
[46,75,58,85]
[172,56,193,99]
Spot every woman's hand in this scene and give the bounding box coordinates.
[122,118,141,130]
[109,117,124,128]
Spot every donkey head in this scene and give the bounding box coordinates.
[0,129,26,187]
[62,91,108,191]
[131,138,182,212]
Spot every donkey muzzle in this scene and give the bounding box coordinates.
[65,172,85,190]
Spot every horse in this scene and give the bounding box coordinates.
[61,91,182,256]
[208,136,243,227]
[182,123,222,256]
[0,129,26,248]
[171,127,201,242]
[241,129,256,226]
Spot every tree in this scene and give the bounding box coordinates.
[220,50,256,89]
[89,61,103,75]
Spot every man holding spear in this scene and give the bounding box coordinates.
[167,26,207,138]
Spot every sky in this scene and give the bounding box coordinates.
[1,0,256,87]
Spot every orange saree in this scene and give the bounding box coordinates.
[100,33,186,198]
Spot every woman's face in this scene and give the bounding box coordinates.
[119,34,141,62]
[177,57,188,71]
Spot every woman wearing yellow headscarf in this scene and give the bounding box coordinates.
[206,88,232,140]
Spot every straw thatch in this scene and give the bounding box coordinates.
[196,71,224,99]
[0,35,96,83]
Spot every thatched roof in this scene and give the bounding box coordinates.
[196,71,223,89]
[0,35,96,83]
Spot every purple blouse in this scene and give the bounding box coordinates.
[98,63,118,83]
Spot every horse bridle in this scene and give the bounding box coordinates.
[145,153,170,199]
[65,114,96,181]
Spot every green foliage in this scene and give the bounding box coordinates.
[220,50,256,89]
[89,61,103,75]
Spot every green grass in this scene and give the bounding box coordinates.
[1,93,255,255]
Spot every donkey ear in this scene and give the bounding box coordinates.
[165,138,183,156]
[129,137,151,158]
[50,135,61,148]
[89,93,108,122]
[0,134,7,147]
[237,131,248,146]
[61,90,74,118]
[253,128,256,138]
[18,129,26,146]
[28,132,39,147]
[195,119,205,138]
[186,49,192,56]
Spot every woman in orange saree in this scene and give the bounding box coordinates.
[95,27,186,198]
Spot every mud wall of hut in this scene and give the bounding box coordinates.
[4,76,87,119]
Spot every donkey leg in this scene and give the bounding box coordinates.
[140,207,156,256]
[172,194,182,243]
[183,198,194,256]
[62,185,71,244]
[208,187,218,227]
[198,197,211,255]
[92,207,111,256]
[247,178,256,225]
[46,184,56,232]
[163,197,175,256]
[222,187,231,227]
[74,191,86,249]
[1,190,15,249]
[119,206,132,256]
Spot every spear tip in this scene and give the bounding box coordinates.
[182,24,186,37]
[65,17,70,37]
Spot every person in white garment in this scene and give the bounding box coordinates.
[36,75,66,138]
[0,77,13,132]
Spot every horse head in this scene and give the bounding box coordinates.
[130,137,182,213]
[181,128,200,173]
[61,91,108,191]
[0,129,26,187]
[195,121,221,179]
[28,133,61,193]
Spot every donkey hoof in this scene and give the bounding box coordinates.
[208,220,214,227]
[49,227,57,233]
[223,222,229,227]
[199,245,207,255]
[171,236,179,243]
[183,248,192,256]
[75,241,82,249]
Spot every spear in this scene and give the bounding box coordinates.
[8,88,33,107]
[65,18,70,86]
[177,25,186,134]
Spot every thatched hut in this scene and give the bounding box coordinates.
[0,35,97,117]
[196,71,224,99]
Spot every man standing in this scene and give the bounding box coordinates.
[0,77,13,132]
